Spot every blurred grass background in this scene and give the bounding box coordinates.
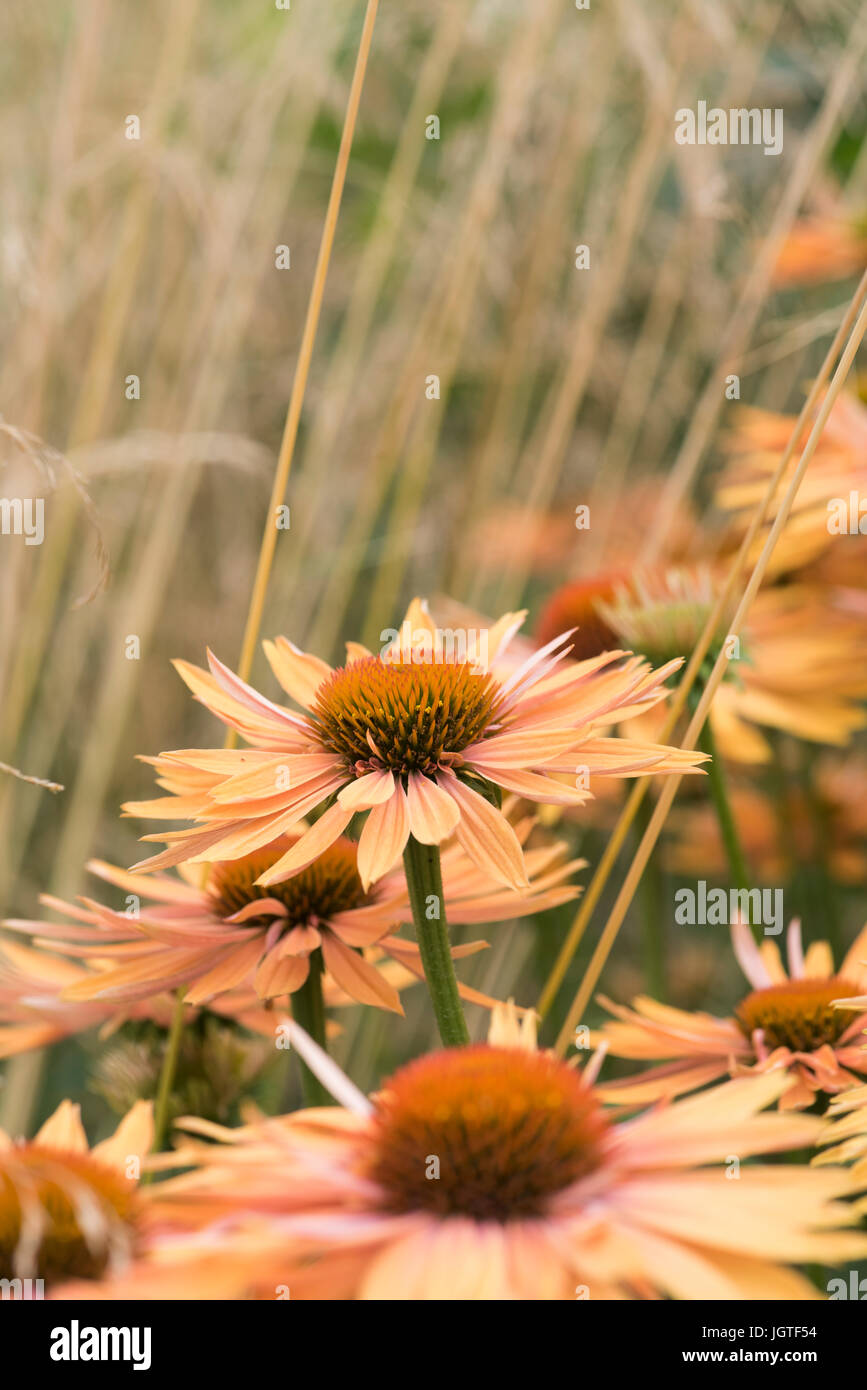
[2,0,867,1132]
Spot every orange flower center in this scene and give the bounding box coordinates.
[209,837,369,926]
[735,977,858,1053]
[0,1147,139,1286]
[311,656,503,775]
[534,573,625,658]
[365,1046,609,1221]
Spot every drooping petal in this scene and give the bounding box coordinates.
[356,786,410,890]
[406,773,460,845]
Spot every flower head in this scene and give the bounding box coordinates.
[124,599,705,893]
[71,1025,866,1300]
[8,811,582,1014]
[595,919,867,1109]
[0,1100,150,1288]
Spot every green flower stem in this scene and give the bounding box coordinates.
[798,744,842,959]
[634,792,666,999]
[402,834,470,1046]
[146,986,187,1178]
[292,950,332,1106]
[698,718,755,926]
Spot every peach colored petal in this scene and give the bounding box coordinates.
[92,1101,154,1171]
[406,773,461,844]
[256,803,354,885]
[320,935,404,1014]
[356,786,410,890]
[34,1100,89,1153]
[185,939,267,1004]
[255,945,310,998]
[263,636,333,708]
[439,773,529,890]
[337,770,395,811]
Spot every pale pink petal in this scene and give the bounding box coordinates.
[731,918,774,990]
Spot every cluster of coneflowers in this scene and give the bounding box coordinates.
[4,574,867,1302]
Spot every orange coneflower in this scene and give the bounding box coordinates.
[594,919,867,1111]
[717,389,867,576]
[124,598,705,893]
[772,213,867,288]
[63,1014,867,1301]
[7,813,582,1015]
[0,1100,151,1289]
[593,568,867,762]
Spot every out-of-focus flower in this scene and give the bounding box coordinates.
[716,390,867,575]
[596,568,867,762]
[63,1021,867,1300]
[7,814,582,1014]
[0,1100,150,1288]
[90,1017,275,1129]
[123,598,705,892]
[815,1083,867,1187]
[595,919,867,1110]
[0,939,187,1057]
[465,480,700,585]
[666,753,867,883]
[772,214,867,288]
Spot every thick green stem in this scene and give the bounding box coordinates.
[402,835,470,1046]
[147,987,187,1176]
[292,951,332,1105]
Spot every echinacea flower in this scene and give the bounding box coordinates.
[592,568,867,762]
[594,919,867,1110]
[63,1015,867,1301]
[123,598,705,892]
[7,812,582,1015]
[0,1100,151,1289]
[772,213,867,288]
[717,389,867,575]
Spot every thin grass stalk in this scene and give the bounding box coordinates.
[492,60,682,614]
